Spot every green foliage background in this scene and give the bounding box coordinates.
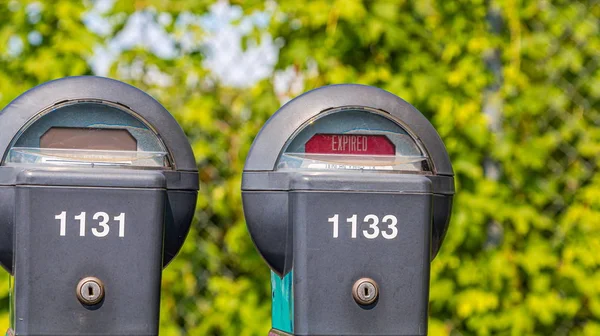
[1,0,599,335]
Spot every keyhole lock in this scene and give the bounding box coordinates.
[76,277,105,305]
[352,278,379,305]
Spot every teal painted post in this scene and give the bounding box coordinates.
[271,271,294,333]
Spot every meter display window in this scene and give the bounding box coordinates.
[3,102,171,168]
[277,108,432,172]
[40,127,137,151]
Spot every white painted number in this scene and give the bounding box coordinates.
[55,211,127,238]
[115,213,126,238]
[328,214,398,240]
[381,215,398,239]
[75,212,86,237]
[362,214,380,239]
[347,214,358,239]
[328,214,339,238]
[92,212,110,237]
[56,211,67,236]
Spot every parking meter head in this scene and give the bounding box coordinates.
[242,84,454,277]
[0,76,199,273]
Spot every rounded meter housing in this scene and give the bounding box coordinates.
[0,76,198,273]
[242,85,454,336]
[242,84,454,275]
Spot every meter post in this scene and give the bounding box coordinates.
[242,84,455,335]
[0,77,198,335]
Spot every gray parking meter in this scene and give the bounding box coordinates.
[0,77,198,335]
[242,85,454,336]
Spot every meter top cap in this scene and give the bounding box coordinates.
[0,76,197,171]
[243,84,453,184]
[244,84,452,175]
[0,76,198,273]
[242,84,454,275]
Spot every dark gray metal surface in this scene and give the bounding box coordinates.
[13,171,165,335]
[292,185,431,335]
[242,171,454,194]
[242,173,438,276]
[15,169,166,188]
[242,191,291,276]
[0,186,13,270]
[0,166,198,273]
[244,84,453,176]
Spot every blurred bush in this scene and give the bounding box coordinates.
[0,0,599,335]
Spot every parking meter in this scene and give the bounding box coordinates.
[0,77,198,335]
[242,85,454,335]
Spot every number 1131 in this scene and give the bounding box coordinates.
[55,211,126,238]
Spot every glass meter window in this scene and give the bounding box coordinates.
[3,101,171,168]
[277,108,432,172]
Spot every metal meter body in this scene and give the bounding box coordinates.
[242,85,454,336]
[0,77,198,335]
